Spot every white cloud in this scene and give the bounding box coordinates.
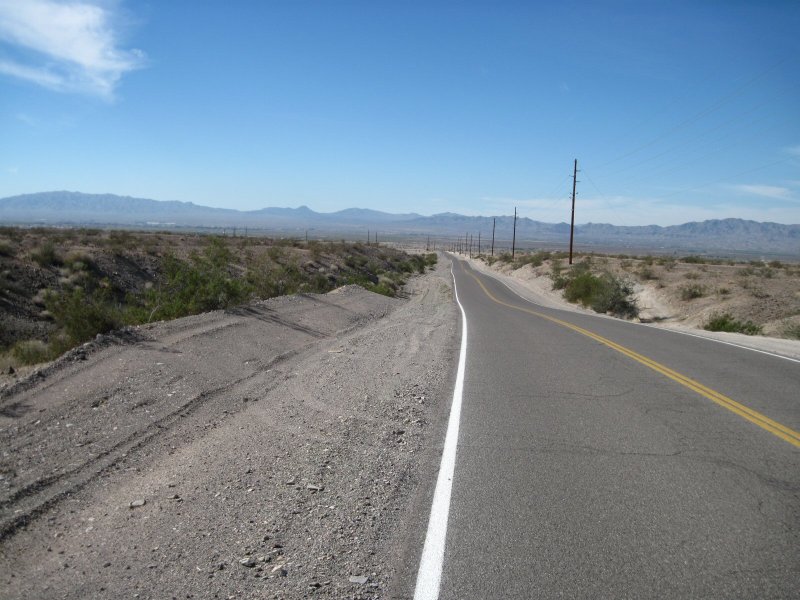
[787,145,800,157]
[0,0,145,98]
[730,184,793,200]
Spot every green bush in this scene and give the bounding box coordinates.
[0,240,14,257]
[514,251,551,269]
[561,269,638,318]
[680,284,705,300]
[11,340,55,365]
[637,266,658,280]
[45,285,124,346]
[31,242,61,267]
[783,323,800,340]
[681,256,708,264]
[704,313,762,335]
[146,245,252,321]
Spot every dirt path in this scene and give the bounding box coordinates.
[0,259,458,599]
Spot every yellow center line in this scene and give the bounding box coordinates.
[465,269,800,448]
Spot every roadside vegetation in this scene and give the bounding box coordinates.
[0,227,437,367]
[703,313,762,335]
[551,258,638,318]
[474,247,799,337]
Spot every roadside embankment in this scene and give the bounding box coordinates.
[0,258,458,599]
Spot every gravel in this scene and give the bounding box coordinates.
[0,257,458,599]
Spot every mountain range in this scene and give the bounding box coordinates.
[1,191,798,257]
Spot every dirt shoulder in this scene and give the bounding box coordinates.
[0,258,458,599]
[463,253,800,361]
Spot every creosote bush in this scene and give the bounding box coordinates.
[703,313,762,335]
[554,261,638,318]
[679,284,705,300]
[31,242,61,267]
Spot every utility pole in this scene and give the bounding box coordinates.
[426,236,430,251]
[367,229,370,246]
[491,218,495,256]
[569,158,578,265]
[511,207,517,259]
[478,231,481,255]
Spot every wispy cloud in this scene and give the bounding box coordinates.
[730,184,793,200]
[787,145,800,157]
[0,0,145,98]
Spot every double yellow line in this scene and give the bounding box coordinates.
[466,270,800,448]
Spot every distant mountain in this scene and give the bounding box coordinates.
[1,191,797,257]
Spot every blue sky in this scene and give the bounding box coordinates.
[0,0,798,226]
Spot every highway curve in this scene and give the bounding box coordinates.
[414,256,799,599]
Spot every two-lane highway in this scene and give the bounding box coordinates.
[415,256,799,599]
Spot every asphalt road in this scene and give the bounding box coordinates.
[419,256,799,599]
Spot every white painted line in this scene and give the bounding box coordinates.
[413,263,468,600]
[641,324,800,364]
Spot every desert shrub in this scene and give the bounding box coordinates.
[498,252,513,263]
[680,284,705,300]
[681,256,707,264]
[684,271,700,280]
[45,285,124,346]
[514,251,551,269]
[737,267,755,277]
[63,250,95,272]
[656,257,676,270]
[31,242,61,267]
[560,267,637,318]
[145,239,251,320]
[0,240,14,257]
[637,266,658,281]
[704,313,762,335]
[783,323,800,340]
[717,287,731,296]
[11,340,54,365]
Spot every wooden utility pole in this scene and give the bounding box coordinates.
[478,231,481,255]
[569,158,578,265]
[367,229,370,246]
[491,218,495,256]
[511,207,517,259]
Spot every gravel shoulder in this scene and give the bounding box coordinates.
[0,258,458,599]
[462,254,800,361]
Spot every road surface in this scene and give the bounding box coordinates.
[414,256,799,599]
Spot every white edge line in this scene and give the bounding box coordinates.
[464,256,800,365]
[413,263,468,600]
[640,324,800,365]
